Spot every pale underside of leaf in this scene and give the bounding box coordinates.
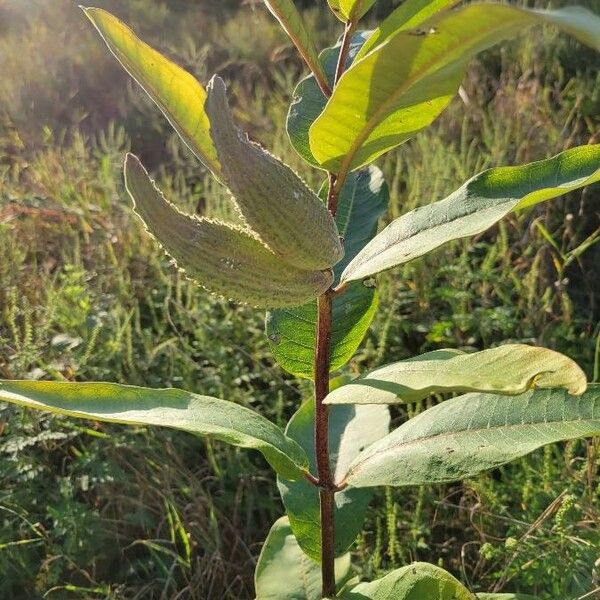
[343,386,600,488]
[324,344,587,405]
[341,145,600,282]
[342,562,473,599]
[278,400,390,561]
[124,154,333,308]
[82,7,221,176]
[0,380,309,482]
[310,4,600,173]
[254,516,351,599]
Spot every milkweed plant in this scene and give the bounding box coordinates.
[2,1,600,598]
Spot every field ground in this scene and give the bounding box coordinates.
[0,0,599,598]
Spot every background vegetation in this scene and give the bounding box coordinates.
[0,0,598,598]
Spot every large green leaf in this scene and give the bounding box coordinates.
[342,145,600,283]
[287,31,369,166]
[324,344,587,405]
[82,7,221,176]
[0,380,309,482]
[266,166,387,378]
[356,0,461,59]
[263,1,328,94]
[343,386,600,488]
[255,516,351,599]
[342,562,473,599]
[309,4,600,173]
[278,399,390,562]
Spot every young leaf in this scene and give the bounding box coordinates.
[266,166,388,378]
[277,399,390,562]
[342,145,600,283]
[287,31,369,166]
[255,516,351,599]
[309,4,600,173]
[82,7,221,176]
[125,154,333,308]
[0,380,309,482]
[263,0,330,96]
[205,76,343,272]
[324,344,587,405]
[328,0,376,22]
[341,562,473,599]
[356,0,461,59]
[342,385,600,488]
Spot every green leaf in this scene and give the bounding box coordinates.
[342,145,600,283]
[309,4,600,173]
[343,385,600,488]
[0,380,310,481]
[287,31,369,166]
[328,0,376,21]
[263,0,329,95]
[324,344,587,405]
[476,595,537,600]
[342,562,473,599]
[124,154,333,308]
[356,0,461,59]
[82,7,221,176]
[255,516,351,599]
[278,399,390,562]
[205,76,343,272]
[266,166,388,378]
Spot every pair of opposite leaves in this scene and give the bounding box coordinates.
[125,76,343,309]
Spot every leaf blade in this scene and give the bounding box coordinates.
[310,4,600,172]
[342,145,600,282]
[324,344,587,405]
[82,7,221,176]
[0,380,309,482]
[344,386,600,488]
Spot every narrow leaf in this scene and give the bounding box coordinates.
[205,76,343,272]
[278,399,390,561]
[342,145,600,283]
[344,386,600,488]
[266,166,387,378]
[310,4,600,172]
[125,154,333,308]
[255,516,351,599]
[342,562,473,599]
[0,381,309,482]
[82,7,221,176]
[263,0,329,94]
[324,344,587,405]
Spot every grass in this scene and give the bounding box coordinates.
[0,0,599,598]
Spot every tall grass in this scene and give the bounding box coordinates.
[0,1,598,598]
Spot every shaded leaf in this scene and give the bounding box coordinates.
[255,516,351,599]
[324,344,587,405]
[82,7,221,176]
[344,386,600,488]
[342,145,600,282]
[266,166,387,377]
[125,154,333,308]
[342,562,473,599]
[477,595,537,600]
[0,380,310,481]
[309,4,600,172]
[278,399,390,561]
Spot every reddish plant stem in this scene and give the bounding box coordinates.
[334,19,357,86]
